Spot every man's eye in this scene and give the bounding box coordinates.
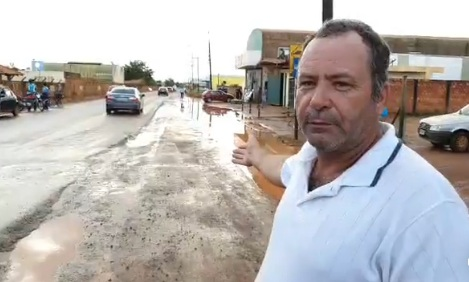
[334,82,351,90]
[299,81,314,87]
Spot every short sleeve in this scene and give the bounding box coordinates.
[387,201,469,282]
[280,155,295,187]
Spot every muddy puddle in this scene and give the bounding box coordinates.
[187,98,300,202]
[4,214,84,282]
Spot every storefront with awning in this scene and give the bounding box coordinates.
[235,28,311,107]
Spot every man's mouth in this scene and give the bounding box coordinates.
[308,119,332,126]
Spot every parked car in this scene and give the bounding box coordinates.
[167,87,174,92]
[105,86,145,115]
[0,85,20,117]
[202,90,235,103]
[418,104,469,152]
[158,87,169,96]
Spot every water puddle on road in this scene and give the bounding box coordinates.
[5,214,84,282]
[186,99,245,155]
[186,99,297,201]
[126,104,172,148]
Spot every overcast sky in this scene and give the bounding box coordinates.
[2,0,467,82]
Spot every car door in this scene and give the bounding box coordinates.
[0,89,6,112]
[0,89,15,113]
[212,91,221,101]
[219,90,230,102]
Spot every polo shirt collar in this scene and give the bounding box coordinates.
[296,123,401,188]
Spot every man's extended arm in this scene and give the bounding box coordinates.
[251,148,290,187]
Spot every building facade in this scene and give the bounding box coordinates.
[31,60,125,84]
[236,29,469,108]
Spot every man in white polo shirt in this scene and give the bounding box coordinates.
[232,19,469,282]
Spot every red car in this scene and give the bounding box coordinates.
[202,90,235,103]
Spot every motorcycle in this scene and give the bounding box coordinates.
[38,94,50,112]
[23,93,39,112]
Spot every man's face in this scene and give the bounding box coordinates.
[296,32,385,153]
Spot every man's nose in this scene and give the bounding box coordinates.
[308,83,331,110]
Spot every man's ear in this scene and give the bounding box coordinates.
[376,82,390,114]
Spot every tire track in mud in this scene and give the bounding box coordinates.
[41,100,277,282]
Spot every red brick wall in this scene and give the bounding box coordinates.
[387,79,469,115]
[3,79,154,103]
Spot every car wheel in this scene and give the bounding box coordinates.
[12,107,19,117]
[431,142,444,148]
[106,109,112,115]
[449,131,469,152]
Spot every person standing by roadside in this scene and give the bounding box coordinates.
[235,87,243,100]
[54,83,64,107]
[180,87,186,99]
[232,19,469,282]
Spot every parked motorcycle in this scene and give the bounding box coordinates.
[38,95,50,112]
[23,93,39,112]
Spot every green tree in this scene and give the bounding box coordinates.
[124,60,155,84]
[164,78,175,87]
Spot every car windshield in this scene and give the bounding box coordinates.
[111,88,135,95]
[459,105,469,115]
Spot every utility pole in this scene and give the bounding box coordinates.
[192,56,200,93]
[208,32,213,89]
[322,0,333,22]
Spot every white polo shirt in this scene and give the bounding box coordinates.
[256,124,469,282]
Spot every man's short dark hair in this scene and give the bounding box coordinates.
[304,19,391,102]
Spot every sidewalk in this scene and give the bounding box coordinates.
[208,101,306,147]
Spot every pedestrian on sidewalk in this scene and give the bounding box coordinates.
[235,87,242,100]
[232,19,469,282]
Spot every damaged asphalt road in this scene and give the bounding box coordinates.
[0,95,276,281]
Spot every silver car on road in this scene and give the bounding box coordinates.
[418,104,469,152]
[106,86,145,115]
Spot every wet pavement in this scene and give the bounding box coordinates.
[0,93,162,232]
[0,95,276,281]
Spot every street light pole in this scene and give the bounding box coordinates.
[208,32,213,90]
[191,56,201,93]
